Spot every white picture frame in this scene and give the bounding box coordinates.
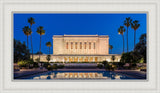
[0,0,160,93]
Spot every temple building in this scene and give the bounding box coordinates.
[32,35,121,62]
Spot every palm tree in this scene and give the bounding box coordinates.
[22,26,31,48]
[131,20,140,48]
[46,42,51,54]
[36,26,45,61]
[28,17,35,60]
[109,45,113,54]
[124,17,132,52]
[118,26,126,53]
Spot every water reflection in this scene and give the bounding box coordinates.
[55,72,106,79]
[31,71,133,80]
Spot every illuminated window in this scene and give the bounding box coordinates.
[75,42,77,49]
[66,42,68,49]
[79,57,83,62]
[71,42,73,49]
[84,42,87,49]
[89,57,93,62]
[94,42,96,49]
[95,57,98,62]
[74,57,78,62]
[64,57,68,62]
[84,57,88,62]
[80,42,82,49]
[89,42,91,49]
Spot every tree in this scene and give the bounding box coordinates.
[36,26,45,61]
[131,20,140,48]
[124,17,132,52]
[120,34,146,64]
[134,33,146,63]
[120,52,134,63]
[111,55,116,62]
[102,61,108,66]
[46,42,52,54]
[109,45,113,54]
[22,26,31,48]
[14,39,30,63]
[118,26,126,53]
[28,17,35,60]
[46,55,51,62]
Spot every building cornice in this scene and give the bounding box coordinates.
[52,34,109,39]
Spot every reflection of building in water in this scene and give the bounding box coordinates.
[33,72,108,79]
[31,35,121,62]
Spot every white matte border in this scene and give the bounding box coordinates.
[0,0,160,93]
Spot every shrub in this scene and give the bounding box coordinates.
[130,63,137,70]
[131,63,137,67]
[111,65,117,71]
[58,65,64,69]
[105,64,112,71]
[105,64,117,71]
[102,61,108,66]
[97,64,103,69]
[17,60,28,67]
[118,62,125,67]
[33,62,39,68]
[27,59,34,64]
[43,62,50,68]
[52,64,58,69]
[47,65,53,71]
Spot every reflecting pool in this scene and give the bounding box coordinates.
[22,71,135,80]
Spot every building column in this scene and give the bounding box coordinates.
[78,57,79,62]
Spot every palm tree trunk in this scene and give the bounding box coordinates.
[134,30,136,49]
[27,36,29,48]
[39,35,42,61]
[127,27,128,52]
[122,35,124,53]
[30,25,33,60]
[47,47,48,54]
[111,49,112,54]
[49,47,50,55]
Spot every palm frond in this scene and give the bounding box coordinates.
[28,17,35,25]
[36,26,45,35]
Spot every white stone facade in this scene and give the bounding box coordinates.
[53,35,109,55]
[32,35,121,62]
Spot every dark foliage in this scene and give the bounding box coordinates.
[102,61,108,66]
[97,64,103,69]
[46,55,51,62]
[134,33,146,63]
[120,33,146,63]
[14,39,30,63]
[111,55,116,62]
[43,62,50,68]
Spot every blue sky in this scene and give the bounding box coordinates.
[14,13,147,54]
